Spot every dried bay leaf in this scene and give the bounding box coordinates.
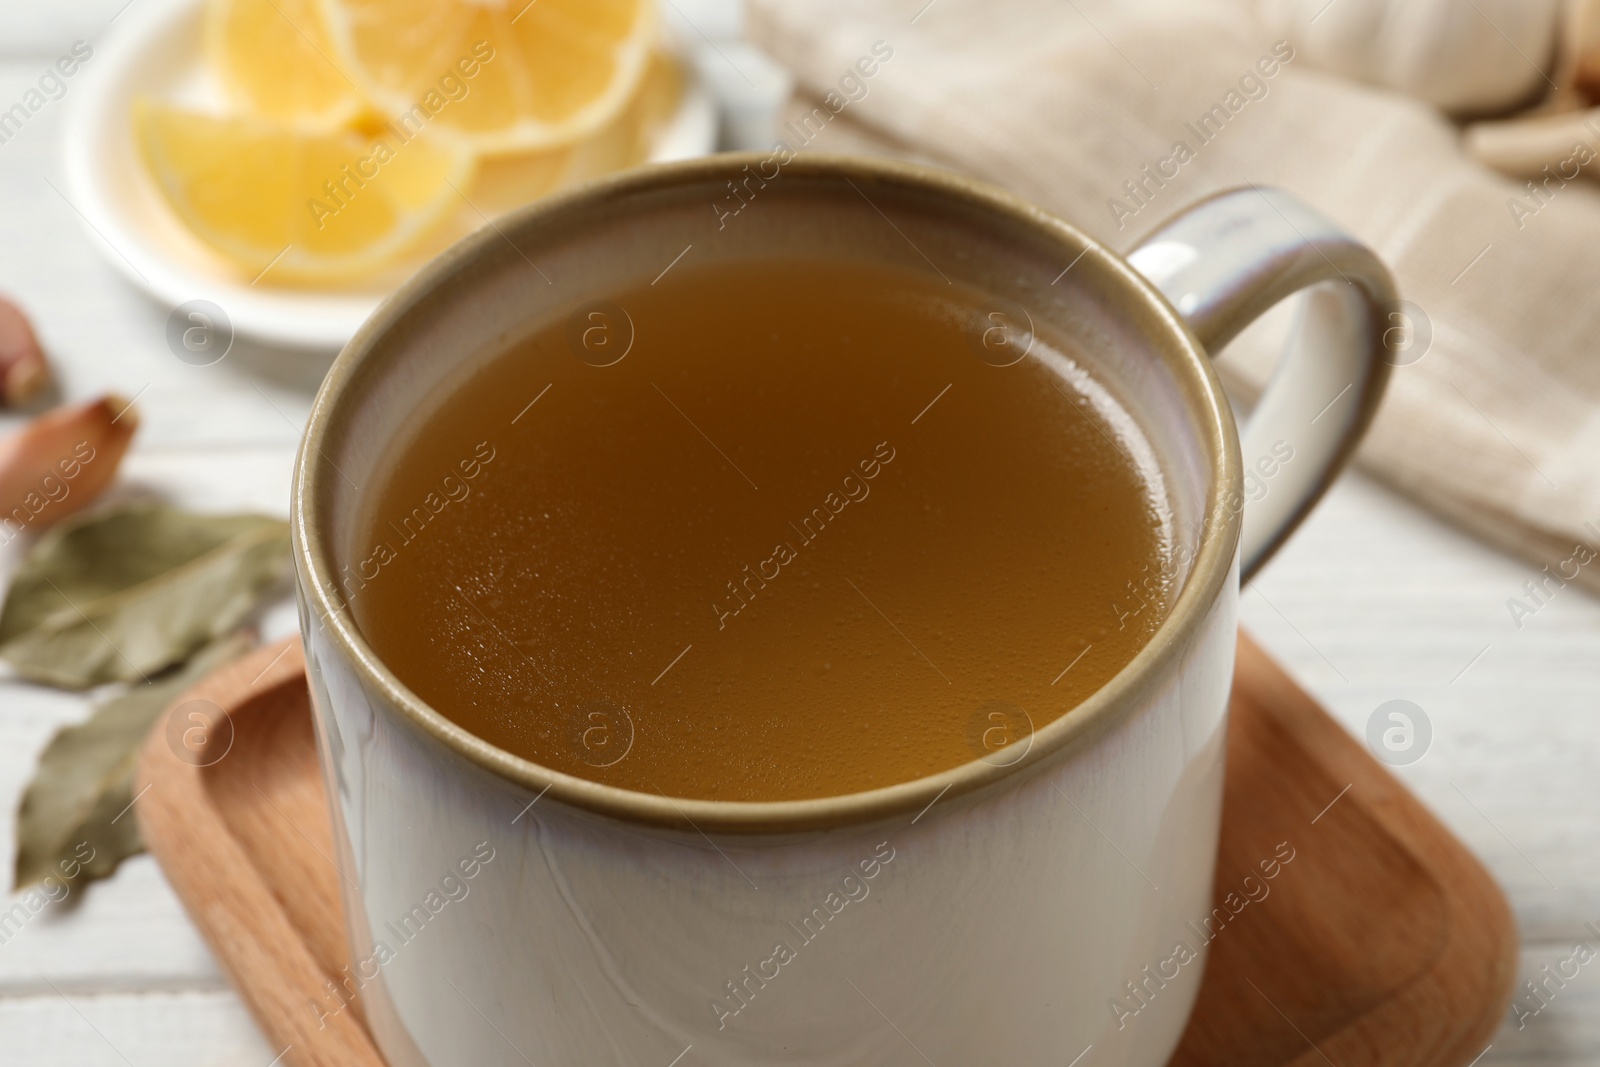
[13,634,251,890]
[0,501,281,640]
[0,502,291,689]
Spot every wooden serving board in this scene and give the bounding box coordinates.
[134,634,1516,1067]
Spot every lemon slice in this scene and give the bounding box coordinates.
[134,99,475,283]
[562,49,683,179]
[204,0,364,128]
[470,49,683,215]
[318,0,657,152]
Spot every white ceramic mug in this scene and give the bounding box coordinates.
[292,156,1394,1066]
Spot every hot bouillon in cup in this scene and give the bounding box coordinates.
[350,258,1176,801]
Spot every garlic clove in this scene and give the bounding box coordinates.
[1256,0,1563,115]
[1465,106,1600,177]
[0,395,139,535]
[1556,0,1600,104]
[0,296,52,408]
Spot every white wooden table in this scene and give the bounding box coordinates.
[0,2,1595,1064]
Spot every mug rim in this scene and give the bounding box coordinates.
[292,153,1243,835]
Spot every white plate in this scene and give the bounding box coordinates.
[61,0,717,350]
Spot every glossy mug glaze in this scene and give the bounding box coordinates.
[291,156,1394,1066]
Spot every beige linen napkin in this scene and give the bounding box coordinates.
[744,0,1600,607]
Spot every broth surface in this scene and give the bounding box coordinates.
[352,259,1174,801]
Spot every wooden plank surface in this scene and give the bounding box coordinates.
[0,990,278,1064]
[0,1,1595,1062]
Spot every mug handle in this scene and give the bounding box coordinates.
[1126,186,1397,581]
